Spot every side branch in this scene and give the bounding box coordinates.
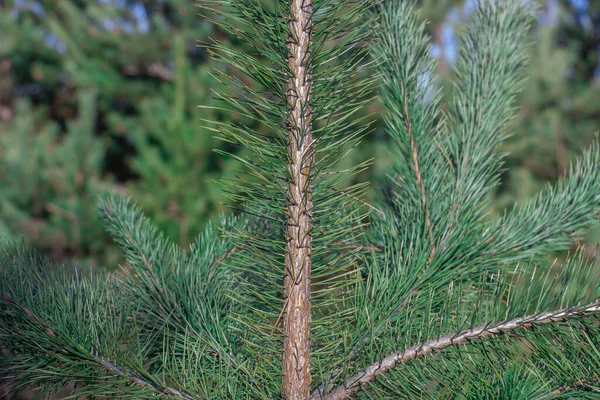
[94,355,198,400]
[0,293,198,400]
[318,301,600,400]
[403,94,435,264]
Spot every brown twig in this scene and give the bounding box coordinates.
[122,62,175,82]
[0,293,58,338]
[333,241,383,253]
[403,93,435,265]
[550,375,599,396]
[209,245,245,270]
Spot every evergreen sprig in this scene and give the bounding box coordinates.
[0,245,189,399]
[1,0,600,399]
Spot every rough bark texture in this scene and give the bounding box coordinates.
[283,0,314,399]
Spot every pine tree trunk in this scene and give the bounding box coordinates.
[283,0,313,398]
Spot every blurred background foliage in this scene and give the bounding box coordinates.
[0,0,598,268]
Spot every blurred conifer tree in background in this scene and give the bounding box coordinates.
[0,0,251,262]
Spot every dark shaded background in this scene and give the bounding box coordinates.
[0,0,598,269]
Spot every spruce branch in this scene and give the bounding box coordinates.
[320,301,600,400]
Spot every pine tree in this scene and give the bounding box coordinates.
[2,0,600,399]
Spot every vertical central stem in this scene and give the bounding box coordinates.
[283,0,313,398]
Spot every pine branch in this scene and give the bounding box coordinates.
[550,376,600,396]
[93,356,198,400]
[97,193,179,274]
[0,293,58,339]
[402,93,435,264]
[318,301,600,400]
[0,291,197,400]
[333,241,383,252]
[443,0,535,221]
[96,195,253,396]
[486,138,600,262]
[373,0,444,255]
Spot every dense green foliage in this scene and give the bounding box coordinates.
[1,0,599,266]
[2,0,600,399]
[498,0,600,212]
[0,0,248,262]
[0,90,116,265]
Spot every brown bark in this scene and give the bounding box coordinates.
[283,0,314,398]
